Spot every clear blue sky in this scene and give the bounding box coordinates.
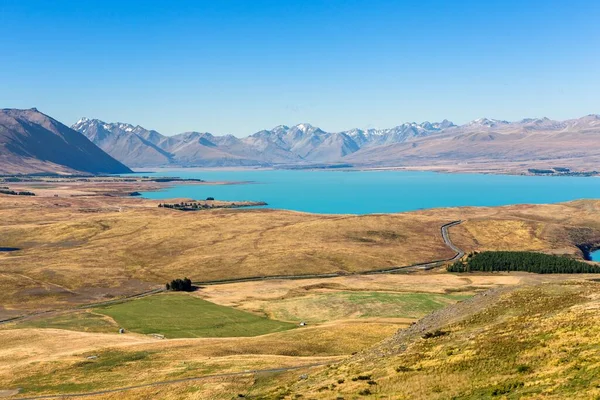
[1,0,599,136]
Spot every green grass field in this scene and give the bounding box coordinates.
[262,291,472,323]
[97,293,296,338]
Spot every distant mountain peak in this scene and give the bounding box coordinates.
[468,118,510,127]
[295,123,314,131]
[519,117,553,125]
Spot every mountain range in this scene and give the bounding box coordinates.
[71,115,600,172]
[344,115,600,172]
[0,108,131,175]
[1,108,599,175]
[71,118,457,167]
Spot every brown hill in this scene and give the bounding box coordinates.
[0,108,132,175]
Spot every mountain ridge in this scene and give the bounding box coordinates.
[71,118,457,167]
[71,114,600,171]
[0,109,132,175]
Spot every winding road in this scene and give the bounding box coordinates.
[442,220,465,261]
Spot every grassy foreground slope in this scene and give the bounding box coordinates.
[0,322,400,397]
[17,279,598,399]
[250,280,600,399]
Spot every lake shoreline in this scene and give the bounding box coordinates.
[132,169,600,215]
[132,165,600,178]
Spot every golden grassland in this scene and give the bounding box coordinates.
[6,279,599,399]
[252,280,600,399]
[2,183,600,398]
[196,273,522,307]
[0,275,494,397]
[0,192,455,314]
[0,321,393,396]
[1,185,600,315]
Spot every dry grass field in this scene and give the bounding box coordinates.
[0,190,457,315]
[3,276,596,399]
[0,319,397,396]
[195,274,522,325]
[2,182,600,399]
[254,280,600,399]
[2,185,600,316]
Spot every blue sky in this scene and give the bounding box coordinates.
[1,0,599,136]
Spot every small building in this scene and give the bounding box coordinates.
[119,328,125,334]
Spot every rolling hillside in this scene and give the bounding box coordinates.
[251,280,600,399]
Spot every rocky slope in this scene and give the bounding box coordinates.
[0,109,132,175]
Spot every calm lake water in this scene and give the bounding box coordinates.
[132,169,600,215]
[591,250,600,262]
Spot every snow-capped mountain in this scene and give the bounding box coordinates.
[71,114,600,169]
[343,120,455,147]
[73,118,453,167]
[71,118,174,167]
[466,118,510,128]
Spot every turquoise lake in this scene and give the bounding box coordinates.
[591,250,600,262]
[132,169,600,215]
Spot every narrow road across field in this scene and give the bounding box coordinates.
[0,220,464,325]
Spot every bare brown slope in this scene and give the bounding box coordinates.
[0,108,132,174]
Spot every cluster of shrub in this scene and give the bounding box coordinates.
[0,188,35,196]
[448,251,599,274]
[159,201,215,210]
[166,277,193,291]
[528,168,555,174]
[528,168,598,177]
[159,198,218,211]
[151,178,205,183]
